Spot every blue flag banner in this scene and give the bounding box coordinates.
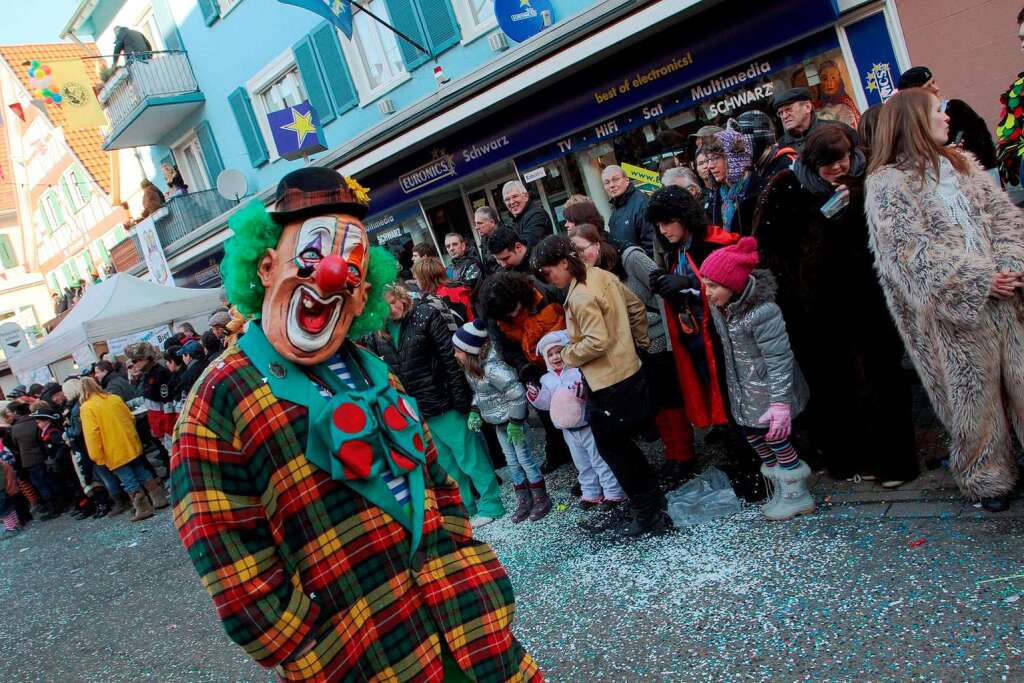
[268,100,328,160]
[844,11,902,107]
[278,0,353,39]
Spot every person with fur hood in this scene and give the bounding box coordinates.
[702,238,814,520]
[755,123,917,486]
[452,319,550,524]
[529,330,625,511]
[865,89,1024,512]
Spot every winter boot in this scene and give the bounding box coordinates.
[130,490,154,522]
[528,480,551,521]
[619,491,671,538]
[108,493,131,517]
[764,461,816,521]
[144,479,170,510]
[760,464,783,518]
[511,484,532,524]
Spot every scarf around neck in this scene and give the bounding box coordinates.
[792,147,867,197]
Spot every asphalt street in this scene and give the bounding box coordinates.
[2,454,1023,682]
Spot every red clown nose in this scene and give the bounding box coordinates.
[315,254,349,294]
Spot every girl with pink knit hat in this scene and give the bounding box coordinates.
[700,237,815,521]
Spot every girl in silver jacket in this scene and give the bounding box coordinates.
[701,237,814,521]
[452,319,550,524]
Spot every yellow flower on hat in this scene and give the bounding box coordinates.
[345,176,371,205]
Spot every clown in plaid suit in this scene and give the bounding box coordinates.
[171,168,541,682]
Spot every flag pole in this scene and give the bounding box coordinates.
[348,0,429,56]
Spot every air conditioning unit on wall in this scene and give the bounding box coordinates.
[488,32,509,53]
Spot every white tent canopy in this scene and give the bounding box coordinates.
[9,274,224,374]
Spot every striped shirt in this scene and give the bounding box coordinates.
[318,355,411,505]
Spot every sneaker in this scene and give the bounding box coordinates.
[579,498,604,510]
[470,515,496,528]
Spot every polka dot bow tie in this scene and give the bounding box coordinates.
[309,385,427,481]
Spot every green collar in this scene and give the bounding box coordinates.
[238,322,426,557]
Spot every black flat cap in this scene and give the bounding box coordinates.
[772,87,813,110]
[897,66,933,90]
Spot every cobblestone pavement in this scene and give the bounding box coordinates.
[2,415,1022,682]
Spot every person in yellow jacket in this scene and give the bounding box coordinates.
[79,377,168,521]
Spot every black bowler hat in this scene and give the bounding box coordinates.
[268,167,370,223]
[772,87,813,111]
[897,66,933,90]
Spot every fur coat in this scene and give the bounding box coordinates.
[865,157,1024,498]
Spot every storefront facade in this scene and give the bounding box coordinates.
[355,0,910,265]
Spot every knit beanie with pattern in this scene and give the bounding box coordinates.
[713,129,753,185]
[453,318,488,355]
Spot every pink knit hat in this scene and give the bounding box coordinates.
[700,236,760,293]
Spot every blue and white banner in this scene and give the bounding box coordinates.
[844,12,902,106]
[278,0,353,39]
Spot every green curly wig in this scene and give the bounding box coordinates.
[220,199,398,337]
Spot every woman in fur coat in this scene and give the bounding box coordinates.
[865,89,1024,512]
[755,124,917,486]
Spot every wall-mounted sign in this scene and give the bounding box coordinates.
[844,11,902,106]
[523,166,547,183]
[495,0,553,42]
[400,152,457,194]
[269,100,327,161]
[0,322,29,359]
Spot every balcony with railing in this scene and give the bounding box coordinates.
[153,190,236,248]
[98,51,205,150]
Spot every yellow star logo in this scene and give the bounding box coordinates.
[519,0,531,6]
[281,107,318,148]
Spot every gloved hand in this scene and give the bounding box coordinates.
[526,383,540,404]
[758,403,792,441]
[466,410,482,432]
[506,421,526,445]
[652,272,694,303]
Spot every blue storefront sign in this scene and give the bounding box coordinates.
[174,255,223,289]
[364,203,424,246]
[844,12,902,106]
[361,0,839,216]
[495,0,554,42]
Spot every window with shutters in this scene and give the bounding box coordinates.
[451,0,496,42]
[0,235,17,269]
[171,132,211,191]
[339,1,409,103]
[248,51,308,162]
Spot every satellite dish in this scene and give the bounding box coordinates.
[216,169,248,201]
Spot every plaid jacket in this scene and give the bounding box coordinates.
[171,340,541,682]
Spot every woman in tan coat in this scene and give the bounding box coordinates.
[532,234,669,537]
[865,89,1024,512]
[80,377,168,521]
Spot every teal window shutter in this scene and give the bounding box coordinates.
[195,121,225,186]
[197,0,220,26]
[0,235,16,268]
[60,176,77,212]
[383,0,430,69]
[47,192,65,225]
[228,87,269,168]
[72,165,91,202]
[37,208,52,235]
[151,0,184,50]
[310,22,357,115]
[293,36,337,125]
[418,0,461,55]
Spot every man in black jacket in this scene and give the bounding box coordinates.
[502,181,553,249]
[112,26,152,65]
[9,401,60,519]
[444,232,483,291]
[773,87,825,153]
[174,341,209,402]
[473,207,502,275]
[603,165,656,256]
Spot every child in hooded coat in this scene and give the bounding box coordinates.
[529,330,625,509]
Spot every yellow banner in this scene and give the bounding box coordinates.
[49,60,106,130]
[621,162,662,194]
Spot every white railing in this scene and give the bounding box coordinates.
[99,51,199,133]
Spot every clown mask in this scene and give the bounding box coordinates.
[258,212,369,365]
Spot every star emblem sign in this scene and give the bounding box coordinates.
[281,107,318,148]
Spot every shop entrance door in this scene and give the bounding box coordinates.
[421,189,474,264]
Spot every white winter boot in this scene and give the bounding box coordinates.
[760,464,783,518]
[764,461,815,521]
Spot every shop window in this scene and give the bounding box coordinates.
[340,1,408,102]
[451,0,497,42]
[0,235,16,269]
